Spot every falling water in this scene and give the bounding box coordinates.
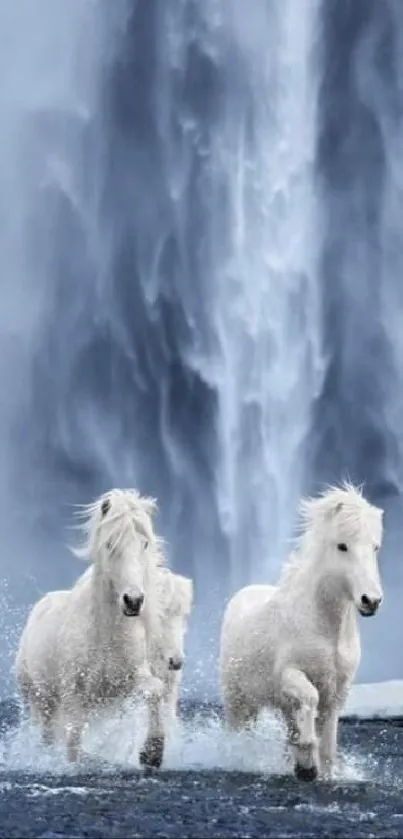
[0,0,130,691]
[0,0,324,698]
[182,0,325,589]
[1,0,403,698]
[312,0,403,681]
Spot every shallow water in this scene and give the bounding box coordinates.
[1,701,403,838]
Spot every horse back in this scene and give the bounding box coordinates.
[220,584,278,662]
[223,583,277,622]
[15,590,70,686]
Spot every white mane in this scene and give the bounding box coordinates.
[70,487,165,567]
[279,482,383,586]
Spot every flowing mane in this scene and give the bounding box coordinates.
[298,481,366,537]
[70,487,165,567]
[278,481,383,586]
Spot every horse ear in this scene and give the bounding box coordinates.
[101,498,110,517]
[324,499,343,523]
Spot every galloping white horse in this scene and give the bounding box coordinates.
[154,568,193,722]
[219,483,384,780]
[15,488,172,768]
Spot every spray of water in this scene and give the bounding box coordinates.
[0,702,368,783]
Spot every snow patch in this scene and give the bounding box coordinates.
[343,680,403,718]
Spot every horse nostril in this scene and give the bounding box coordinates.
[122,594,144,616]
[360,594,382,614]
[168,657,183,671]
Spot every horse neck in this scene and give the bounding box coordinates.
[288,545,357,643]
[309,558,357,643]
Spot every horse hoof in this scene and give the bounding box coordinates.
[295,763,318,782]
[139,736,164,769]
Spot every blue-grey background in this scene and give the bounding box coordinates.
[0,0,402,698]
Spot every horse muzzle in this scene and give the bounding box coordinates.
[168,656,183,672]
[122,593,144,617]
[358,594,382,617]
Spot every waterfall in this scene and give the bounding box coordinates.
[0,0,130,691]
[121,0,325,689]
[314,0,403,681]
[0,0,402,698]
[189,0,324,590]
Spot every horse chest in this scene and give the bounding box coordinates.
[83,636,141,703]
[297,644,333,686]
[335,634,360,682]
[301,634,359,706]
[89,660,137,703]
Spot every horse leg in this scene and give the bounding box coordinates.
[137,664,164,703]
[317,706,339,777]
[139,693,165,770]
[25,694,56,748]
[164,673,180,725]
[38,706,57,747]
[66,720,84,763]
[318,679,351,777]
[61,701,85,763]
[223,691,258,731]
[280,667,319,781]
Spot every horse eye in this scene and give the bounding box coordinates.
[337,543,348,552]
[143,540,148,550]
[374,544,380,553]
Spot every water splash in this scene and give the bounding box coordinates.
[0,703,373,784]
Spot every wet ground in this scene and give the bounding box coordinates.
[1,701,402,838]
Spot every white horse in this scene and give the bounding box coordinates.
[15,488,171,768]
[153,568,193,723]
[219,483,384,781]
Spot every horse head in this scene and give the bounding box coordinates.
[159,571,193,671]
[317,485,384,617]
[99,495,151,617]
